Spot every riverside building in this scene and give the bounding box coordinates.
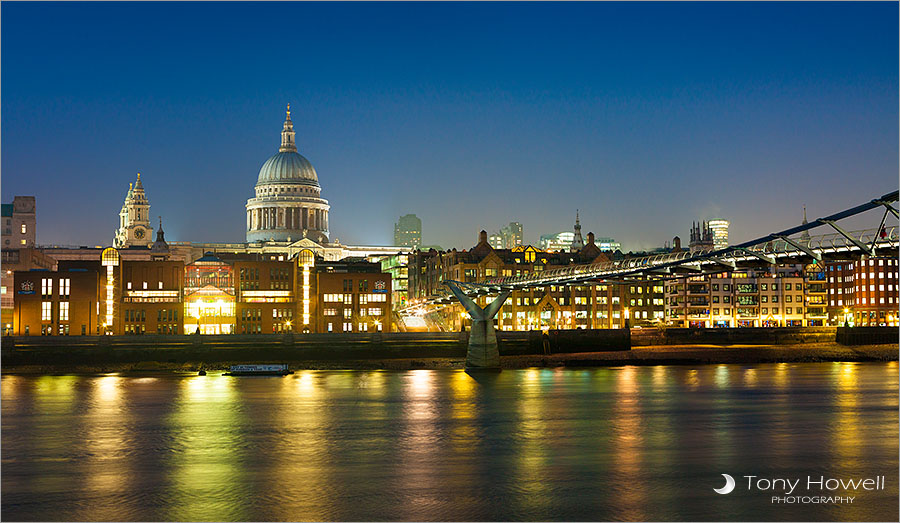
[409,231,665,331]
[11,246,391,336]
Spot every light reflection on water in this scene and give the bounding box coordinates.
[2,363,897,522]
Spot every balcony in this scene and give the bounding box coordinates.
[688,299,710,306]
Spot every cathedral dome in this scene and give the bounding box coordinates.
[256,151,319,186]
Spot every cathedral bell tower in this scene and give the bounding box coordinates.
[113,173,153,248]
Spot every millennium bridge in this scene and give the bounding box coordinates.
[401,190,899,369]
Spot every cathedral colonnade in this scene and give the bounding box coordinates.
[247,204,329,234]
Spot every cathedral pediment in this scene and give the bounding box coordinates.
[288,238,323,250]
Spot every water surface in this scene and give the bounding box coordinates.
[2,363,897,521]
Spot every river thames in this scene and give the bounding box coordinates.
[2,362,897,521]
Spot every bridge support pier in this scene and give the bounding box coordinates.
[445,282,510,370]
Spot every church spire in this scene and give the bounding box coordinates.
[279,103,297,153]
[571,209,585,252]
[801,205,810,242]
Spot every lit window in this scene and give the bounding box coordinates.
[60,302,69,321]
[21,224,26,234]
[41,302,52,321]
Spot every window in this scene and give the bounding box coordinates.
[343,322,352,332]
[786,307,792,314]
[59,278,70,298]
[41,278,52,297]
[344,294,353,305]
[772,308,779,314]
[344,308,352,318]
[712,284,719,291]
[771,296,778,303]
[761,284,768,291]
[785,283,792,291]
[42,302,52,321]
[785,295,792,303]
[762,308,768,315]
[60,302,69,321]
[21,224,26,234]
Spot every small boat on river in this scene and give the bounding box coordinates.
[224,364,294,376]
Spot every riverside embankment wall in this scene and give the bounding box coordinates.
[1,327,895,367]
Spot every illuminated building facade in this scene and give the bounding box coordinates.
[408,231,660,331]
[539,231,575,252]
[708,219,729,249]
[665,267,807,328]
[183,253,234,334]
[246,105,330,244]
[2,248,56,335]
[488,222,524,250]
[825,256,899,326]
[12,269,99,336]
[379,253,410,310]
[316,259,392,333]
[113,174,153,248]
[10,247,391,335]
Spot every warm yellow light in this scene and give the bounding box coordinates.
[285,320,292,328]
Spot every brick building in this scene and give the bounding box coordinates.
[10,247,391,336]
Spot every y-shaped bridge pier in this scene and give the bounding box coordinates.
[445,281,510,370]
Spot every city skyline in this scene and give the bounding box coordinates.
[2,2,897,250]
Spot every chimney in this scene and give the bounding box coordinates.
[479,230,488,244]
[587,232,595,245]
[673,236,682,252]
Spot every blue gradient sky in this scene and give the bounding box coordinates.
[2,1,897,250]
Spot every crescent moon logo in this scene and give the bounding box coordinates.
[714,473,736,495]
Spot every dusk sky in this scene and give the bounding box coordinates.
[2,1,897,251]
